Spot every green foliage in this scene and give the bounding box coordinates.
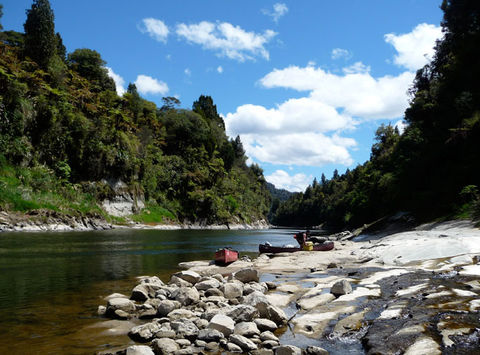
[67,48,115,91]
[24,0,56,68]
[131,205,176,224]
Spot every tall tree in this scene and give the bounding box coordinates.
[67,48,115,91]
[0,4,4,31]
[24,0,56,68]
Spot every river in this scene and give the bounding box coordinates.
[0,228,298,354]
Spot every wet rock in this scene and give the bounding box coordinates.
[255,319,278,332]
[173,287,200,306]
[226,342,243,352]
[264,305,287,326]
[226,304,258,322]
[131,284,149,302]
[275,345,302,355]
[171,319,199,340]
[330,280,353,297]
[152,338,180,354]
[234,321,261,337]
[169,275,193,288]
[98,305,106,316]
[305,346,329,355]
[327,262,338,269]
[205,288,224,297]
[197,328,224,342]
[157,300,180,317]
[106,297,136,318]
[260,331,279,342]
[208,314,235,336]
[125,345,155,355]
[129,321,162,342]
[174,270,201,285]
[229,334,258,352]
[222,282,244,299]
[234,268,259,283]
[265,282,277,290]
[168,309,196,320]
[195,278,221,290]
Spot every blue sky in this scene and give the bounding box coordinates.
[2,0,444,191]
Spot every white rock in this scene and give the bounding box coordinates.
[125,345,155,355]
[174,270,201,284]
[208,314,235,336]
[255,318,278,332]
[233,268,259,283]
[152,338,180,355]
[229,334,258,351]
[234,322,260,337]
[275,345,302,355]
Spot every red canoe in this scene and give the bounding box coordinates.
[259,241,334,254]
[215,248,239,265]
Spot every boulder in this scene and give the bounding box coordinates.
[194,318,209,329]
[156,323,176,339]
[255,319,278,332]
[129,322,162,342]
[157,300,180,317]
[174,270,201,285]
[171,319,199,340]
[212,273,226,283]
[330,280,353,297]
[233,268,259,283]
[229,334,258,352]
[234,322,261,337]
[261,340,279,349]
[222,283,244,299]
[173,287,200,306]
[97,305,106,316]
[244,291,270,308]
[260,331,279,342]
[104,292,128,301]
[169,275,193,288]
[265,305,287,326]
[106,297,136,317]
[208,314,235,336]
[205,342,219,351]
[197,328,224,342]
[195,278,221,291]
[125,345,155,355]
[176,348,194,355]
[195,340,207,348]
[305,346,329,355]
[265,282,277,290]
[226,304,259,322]
[205,288,224,297]
[275,345,302,355]
[226,342,243,352]
[167,309,195,320]
[114,309,130,319]
[248,282,268,294]
[152,338,180,355]
[131,284,150,302]
[175,339,191,347]
[138,304,158,319]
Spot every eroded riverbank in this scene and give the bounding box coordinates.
[93,220,480,354]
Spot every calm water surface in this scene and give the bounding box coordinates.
[0,228,297,354]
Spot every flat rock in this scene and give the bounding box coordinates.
[233,268,259,283]
[125,345,155,355]
[208,314,235,336]
[174,270,201,285]
[152,338,180,355]
[234,322,261,337]
[297,293,335,310]
[275,345,302,355]
[255,319,278,332]
[229,334,258,352]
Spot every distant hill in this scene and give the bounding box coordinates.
[266,182,294,202]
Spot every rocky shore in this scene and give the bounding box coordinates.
[94,220,480,355]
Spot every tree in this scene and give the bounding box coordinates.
[160,96,181,111]
[24,0,56,68]
[55,32,66,61]
[67,48,115,91]
[0,4,4,31]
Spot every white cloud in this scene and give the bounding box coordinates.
[134,75,169,95]
[184,68,191,76]
[176,21,276,61]
[260,64,414,120]
[331,48,352,60]
[262,3,289,23]
[394,120,408,134]
[385,23,442,71]
[217,66,223,74]
[106,67,126,96]
[342,61,371,74]
[266,170,313,192]
[140,18,169,43]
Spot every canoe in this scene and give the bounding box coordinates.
[215,248,239,265]
[259,241,334,254]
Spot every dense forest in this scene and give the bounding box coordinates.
[0,0,270,225]
[273,0,480,229]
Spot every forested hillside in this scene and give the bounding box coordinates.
[0,0,270,225]
[273,0,480,229]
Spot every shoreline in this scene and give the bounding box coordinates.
[94,219,480,354]
[0,210,270,233]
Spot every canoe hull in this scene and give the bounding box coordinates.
[259,242,334,254]
[215,248,239,265]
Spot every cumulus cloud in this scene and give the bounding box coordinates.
[184,68,191,76]
[139,18,169,43]
[176,21,276,61]
[134,75,169,95]
[106,67,126,96]
[331,48,352,60]
[262,3,289,23]
[385,23,442,71]
[266,170,312,192]
[217,66,223,74]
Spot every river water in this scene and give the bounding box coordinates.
[0,228,298,354]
